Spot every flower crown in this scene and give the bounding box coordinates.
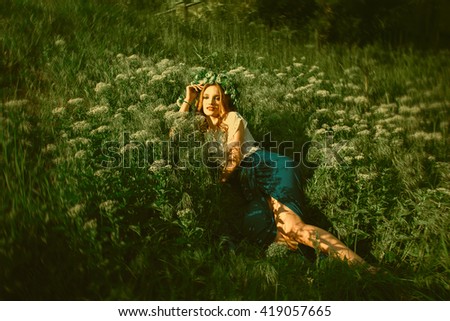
[190,69,240,109]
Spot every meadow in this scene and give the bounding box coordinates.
[1,0,449,300]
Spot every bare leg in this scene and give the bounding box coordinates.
[270,197,366,265]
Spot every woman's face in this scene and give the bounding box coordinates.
[202,85,221,118]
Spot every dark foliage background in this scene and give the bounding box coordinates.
[1,0,449,300]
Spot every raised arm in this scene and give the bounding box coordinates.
[178,84,204,112]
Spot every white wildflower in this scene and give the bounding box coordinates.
[344,66,359,75]
[68,204,84,218]
[308,65,319,73]
[52,157,65,165]
[343,96,354,103]
[94,169,109,178]
[130,130,148,141]
[375,126,390,139]
[94,82,112,95]
[227,66,246,75]
[72,120,91,133]
[54,37,66,47]
[68,137,91,146]
[409,106,421,114]
[339,144,356,153]
[373,104,393,114]
[136,67,152,74]
[115,73,129,81]
[83,219,97,231]
[99,200,119,214]
[294,84,314,92]
[308,76,317,84]
[330,93,339,99]
[52,107,65,115]
[356,172,377,182]
[140,94,149,101]
[379,115,404,125]
[314,128,327,135]
[162,66,177,76]
[150,74,165,82]
[148,159,167,172]
[427,102,445,110]
[113,113,123,122]
[331,124,351,133]
[4,99,28,108]
[87,105,109,116]
[120,143,139,154]
[335,110,346,116]
[126,54,140,61]
[354,96,369,104]
[243,70,255,79]
[343,156,353,163]
[67,98,84,105]
[177,208,194,218]
[356,129,371,136]
[266,242,289,259]
[43,144,57,154]
[276,73,287,78]
[78,137,92,144]
[293,62,303,68]
[74,150,87,159]
[347,83,360,91]
[354,154,365,161]
[128,104,139,112]
[285,93,294,100]
[398,106,411,114]
[411,131,442,141]
[154,104,168,112]
[156,58,171,69]
[90,125,110,135]
[436,188,450,197]
[315,90,330,97]
[398,95,412,104]
[316,108,328,114]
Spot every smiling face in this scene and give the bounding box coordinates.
[202,85,221,118]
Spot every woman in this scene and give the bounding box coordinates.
[179,78,371,268]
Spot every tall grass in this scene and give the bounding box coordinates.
[1,1,449,300]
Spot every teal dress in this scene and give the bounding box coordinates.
[238,149,303,246]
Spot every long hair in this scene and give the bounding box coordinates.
[195,83,235,119]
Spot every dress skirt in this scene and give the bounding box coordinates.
[237,149,303,246]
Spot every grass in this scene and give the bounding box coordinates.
[1,0,449,300]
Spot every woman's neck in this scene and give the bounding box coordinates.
[206,116,221,129]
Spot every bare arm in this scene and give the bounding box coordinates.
[220,120,244,183]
